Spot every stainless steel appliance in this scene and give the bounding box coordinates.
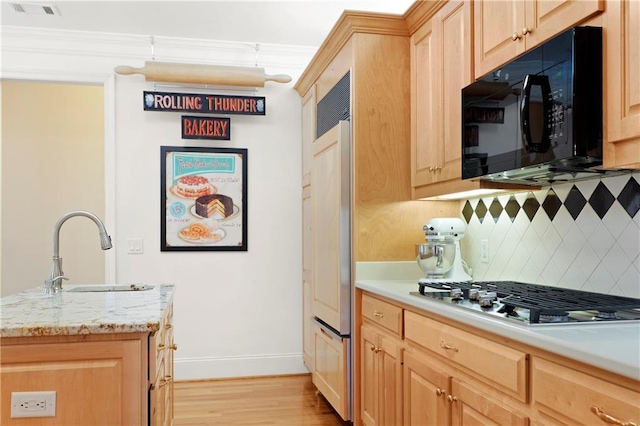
[411,281,640,326]
[461,26,612,186]
[417,218,473,283]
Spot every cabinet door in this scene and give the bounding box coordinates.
[604,0,640,168]
[450,379,529,426]
[474,0,603,78]
[412,0,473,191]
[302,185,314,370]
[411,18,440,187]
[474,0,526,78]
[403,350,449,426]
[435,0,473,183]
[1,339,144,426]
[311,121,350,333]
[378,331,403,426]
[361,325,379,426]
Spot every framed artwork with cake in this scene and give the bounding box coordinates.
[161,146,248,251]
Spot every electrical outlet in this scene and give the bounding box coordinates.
[11,391,56,418]
[481,239,489,263]
[127,238,144,254]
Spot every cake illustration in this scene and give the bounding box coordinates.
[175,175,212,198]
[195,194,234,218]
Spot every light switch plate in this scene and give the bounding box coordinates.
[127,238,144,254]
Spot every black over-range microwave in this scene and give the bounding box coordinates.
[461,26,606,185]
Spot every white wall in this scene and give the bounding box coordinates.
[0,26,316,380]
[1,81,105,298]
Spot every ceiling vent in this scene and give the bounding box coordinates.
[8,3,61,16]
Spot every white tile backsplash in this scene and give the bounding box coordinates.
[460,172,640,298]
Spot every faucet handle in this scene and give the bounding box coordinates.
[44,275,69,293]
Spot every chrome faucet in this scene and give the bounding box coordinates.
[46,210,112,293]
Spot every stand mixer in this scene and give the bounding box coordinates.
[417,217,473,283]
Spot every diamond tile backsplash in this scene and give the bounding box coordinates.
[459,172,640,298]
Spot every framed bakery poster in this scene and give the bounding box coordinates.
[161,146,248,251]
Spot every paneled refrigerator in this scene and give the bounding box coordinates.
[311,120,352,421]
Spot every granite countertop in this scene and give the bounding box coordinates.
[357,279,640,382]
[0,284,175,338]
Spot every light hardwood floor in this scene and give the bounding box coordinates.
[174,374,349,425]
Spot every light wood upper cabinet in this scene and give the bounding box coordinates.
[411,0,481,199]
[603,0,640,168]
[474,0,604,78]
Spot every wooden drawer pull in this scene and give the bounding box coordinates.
[447,395,458,403]
[591,406,638,426]
[439,341,459,352]
[435,388,445,397]
[170,343,178,351]
[372,311,384,319]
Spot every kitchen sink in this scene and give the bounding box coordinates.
[68,284,154,292]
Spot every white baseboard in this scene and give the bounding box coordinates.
[175,353,309,381]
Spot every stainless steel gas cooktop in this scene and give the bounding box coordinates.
[410,281,640,326]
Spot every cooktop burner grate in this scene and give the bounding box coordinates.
[417,281,640,324]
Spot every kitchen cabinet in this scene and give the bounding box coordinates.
[0,288,175,426]
[311,121,349,331]
[301,87,315,371]
[532,357,640,425]
[403,350,529,426]
[473,0,604,78]
[358,287,640,426]
[360,294,403,425]
[409,0,527,199]
[603,0,640,168]
[313,321,349,420]
[149,301,176,426]
[404,311,527,402]
[295,10,458,422]
[1,336,146,425]
[410,0,475,199]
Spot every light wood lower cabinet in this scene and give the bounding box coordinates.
[403,350,528,426]
[532,357,640,426]
[150,301,176,426]
[357,290,640,426]
[361,324,403,426]
[0,302,175,426]
[1,336,146,425]
[313,322,349,421]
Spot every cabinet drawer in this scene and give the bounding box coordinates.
[313,322,348,421]
[532,357,640,425]
[362,294,403,337]
[404,311,527,402]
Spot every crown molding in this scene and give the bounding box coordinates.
[0,26,316,81]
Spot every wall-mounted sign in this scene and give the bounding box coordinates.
[144,91,265,115]
[182,116,230,140]
[464,106,505,124]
